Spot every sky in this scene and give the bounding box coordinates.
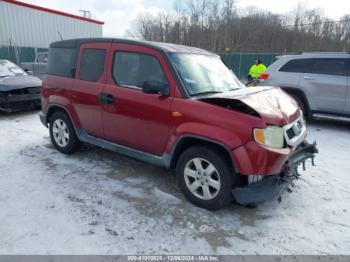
[19,0,350,37]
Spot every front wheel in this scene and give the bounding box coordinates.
[176,146,236,210]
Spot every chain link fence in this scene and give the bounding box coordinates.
[0,45,48,65]
[219,53,283,79]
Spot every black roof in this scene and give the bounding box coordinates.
[49,38,215,55]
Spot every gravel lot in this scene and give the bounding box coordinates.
[0,110,349,255]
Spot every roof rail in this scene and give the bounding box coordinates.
[301,52,350,54]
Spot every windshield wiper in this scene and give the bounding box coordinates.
[191,91,222,97]
[226,88,241,92]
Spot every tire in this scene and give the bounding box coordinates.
[176,146,236,210]
[291,95,306,116]
[49,111,82,154]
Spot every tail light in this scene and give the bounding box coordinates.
[259,73,270,80]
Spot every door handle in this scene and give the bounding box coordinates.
[98,92,115,105]
[303,76,314,80]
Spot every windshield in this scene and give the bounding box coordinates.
[169,53,243,96]
[0,60,26,77]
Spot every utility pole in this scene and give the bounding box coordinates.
[79,10,91,18]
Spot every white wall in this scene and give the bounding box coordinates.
[0,1,103,48]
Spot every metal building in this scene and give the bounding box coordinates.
[0,0,104,63]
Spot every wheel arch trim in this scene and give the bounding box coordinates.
[169,134,237,173]
[44,103,81,129]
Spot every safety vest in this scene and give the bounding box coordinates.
[249,63,267,79]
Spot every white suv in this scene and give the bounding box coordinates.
[262,53,350,121]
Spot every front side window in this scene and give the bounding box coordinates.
[79,49,106,82]
[169,53,243,96]
[112,52,168,89]
[310,58,348,76]
[37,53,48,63]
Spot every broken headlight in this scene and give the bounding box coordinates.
[254,126,285,149]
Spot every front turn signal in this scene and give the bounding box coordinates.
[254,129,265,145]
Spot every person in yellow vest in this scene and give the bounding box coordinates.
[248,59,267,81]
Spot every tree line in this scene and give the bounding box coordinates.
[127,0,350,53]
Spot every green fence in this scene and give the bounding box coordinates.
[0,45,48,64]
[219,53,282,79]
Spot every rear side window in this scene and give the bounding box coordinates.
[47,48,76,77]
[79,49,106,82]
[279,59,313,73]
[112,52,168,89]
[310,58,348,76]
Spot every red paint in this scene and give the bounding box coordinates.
[41,40,303,177]
[231,142,292,176]
[2,0,104,25]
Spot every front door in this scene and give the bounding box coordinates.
[71,42,110,138]
[102,44,175,155]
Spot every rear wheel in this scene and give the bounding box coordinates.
[176,146,236,210]
[49,111,81,154]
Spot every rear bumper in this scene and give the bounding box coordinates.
[232,141,318,205]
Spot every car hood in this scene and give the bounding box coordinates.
[0,75,42,92]
[201,86,300,126]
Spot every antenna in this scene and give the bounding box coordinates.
[79,10,91,18]
[57,31,63,41]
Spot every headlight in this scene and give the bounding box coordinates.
[254,126,285,148]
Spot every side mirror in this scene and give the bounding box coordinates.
[142,80,169,96]
[44,57,48,63]
[24,69,33,75]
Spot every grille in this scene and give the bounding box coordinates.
[7,86,40,96]
[286,120,303,140]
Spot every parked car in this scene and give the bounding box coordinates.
[40,38,318,210]
[21,52,48,79]
[0,59,41,112]
[261,53,350,121]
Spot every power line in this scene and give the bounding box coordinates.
[281,18,350,28]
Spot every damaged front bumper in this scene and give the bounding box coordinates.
[0,93,41,112]
[232,141,318,205]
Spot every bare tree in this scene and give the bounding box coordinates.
[128,0,350,52]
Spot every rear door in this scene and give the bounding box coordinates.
[102,43,175,155]
[71,42,110,138]
[299,58,348,114]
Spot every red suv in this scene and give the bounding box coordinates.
[40,38,317,210]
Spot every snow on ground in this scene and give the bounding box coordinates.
[0,110,350,255]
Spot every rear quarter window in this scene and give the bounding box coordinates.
[47,48,76,77]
